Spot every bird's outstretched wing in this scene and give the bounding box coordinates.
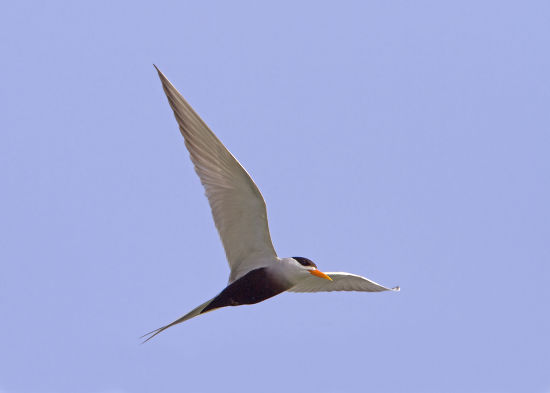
[155,66,277,283]
[288,272,400,292]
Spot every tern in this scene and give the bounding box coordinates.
[142,66,399,342]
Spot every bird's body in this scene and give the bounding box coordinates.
[142,66,399,342]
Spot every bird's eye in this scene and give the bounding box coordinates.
[293,257,317,268]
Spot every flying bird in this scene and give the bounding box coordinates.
[142,66,399,342]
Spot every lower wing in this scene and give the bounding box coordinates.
[288,272,400,293]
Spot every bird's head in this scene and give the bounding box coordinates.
[292,257,332,281]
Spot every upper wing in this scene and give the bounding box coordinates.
[155,66,277,283]
[288,272,400,292]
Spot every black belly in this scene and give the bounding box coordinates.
[201,268,289,314]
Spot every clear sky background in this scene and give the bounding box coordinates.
[1,1,549,393]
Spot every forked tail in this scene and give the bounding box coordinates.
[141,298,215,343]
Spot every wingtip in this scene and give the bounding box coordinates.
[392,286,400,292]
[152,64,171,86]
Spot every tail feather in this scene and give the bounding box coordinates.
[141,298,215,343]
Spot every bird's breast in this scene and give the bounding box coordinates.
[202,267,292,313]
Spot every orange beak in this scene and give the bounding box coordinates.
[309,269,332,281]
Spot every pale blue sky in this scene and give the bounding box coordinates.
[1,1,549,393]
